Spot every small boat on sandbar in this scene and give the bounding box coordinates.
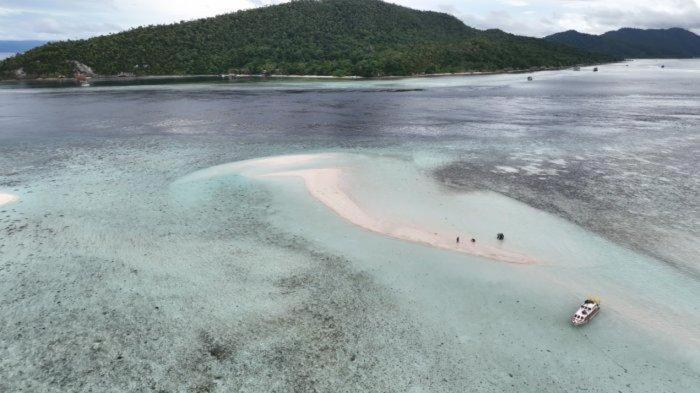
[571,298,600,326]
[593,67,599,72]
[527,76,533,81]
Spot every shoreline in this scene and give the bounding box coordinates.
[1,62,616,83]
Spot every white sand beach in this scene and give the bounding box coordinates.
[0,193,19,206]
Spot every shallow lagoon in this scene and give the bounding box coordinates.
[0,59,698,391]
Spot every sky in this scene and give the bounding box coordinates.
[0,0,698,41]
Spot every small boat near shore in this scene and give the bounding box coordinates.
[75,73,91,87]
[571,298,600,326]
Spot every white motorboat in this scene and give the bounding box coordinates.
[571,298,600,326]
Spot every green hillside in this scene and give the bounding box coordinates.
[1,0,610,78]
[546,28,700,59]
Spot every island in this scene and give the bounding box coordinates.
[0,0,611,80]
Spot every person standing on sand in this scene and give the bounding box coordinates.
[456,236,460,244]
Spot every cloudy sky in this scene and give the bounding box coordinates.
[0,0,698,41]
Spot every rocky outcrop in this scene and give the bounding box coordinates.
[69,60,95,76]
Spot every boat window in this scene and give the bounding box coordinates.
[582,310,588,315]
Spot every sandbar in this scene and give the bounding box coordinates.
[0,193,19,206]
[178,153,539,264]
[262,167,538,265]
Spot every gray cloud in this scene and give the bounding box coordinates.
[582,1,700,32]
[441,0,700,37]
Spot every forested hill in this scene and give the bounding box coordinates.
[0,0,609,79]
[546,28,700,59]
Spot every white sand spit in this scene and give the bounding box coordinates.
[263,168,537,265]
[0,193,19,206]
[177,153,539,264]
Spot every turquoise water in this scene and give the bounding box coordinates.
[0,59,698,391]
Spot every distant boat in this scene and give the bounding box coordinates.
[571,298,600,326]
[661,65,665,68]
[527,76,533,81]
[593,67,599,72]
[75,73,90,87]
